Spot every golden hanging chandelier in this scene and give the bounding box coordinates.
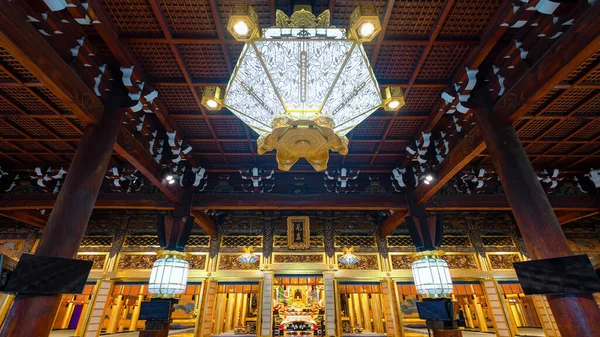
[202,4,405,171]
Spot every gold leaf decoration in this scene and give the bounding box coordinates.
[488,254,521,269]
[77,254,106,270]
[118,254,156,270]
[274,254,324,263]
[187,254,207,269]
[218,254,259,270]
[441,254,478,269]
[338,254,379,270]
[390,255,416,270]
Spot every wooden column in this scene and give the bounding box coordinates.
[472,85,600,337]
[0,88,127,337]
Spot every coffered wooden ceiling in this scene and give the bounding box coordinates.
[0,0,599,175]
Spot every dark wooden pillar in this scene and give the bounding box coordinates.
[0,88,128,337]
[472,84,600,337]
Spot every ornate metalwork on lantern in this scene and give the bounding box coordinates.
[238,246,259,264]
[202,4,405,171]
[338,246,360,266]
[411,250,453,297]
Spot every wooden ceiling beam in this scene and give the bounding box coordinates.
[379,210,408,237]
[368,0,455,167]
[86,0,198,167]
[0,210,49,228]
[0,1,102,125]
[1,193,599,212]
[190,210,217,238]
[207,0,232,73]
[0,63,83,137]
[117,36,479,46]
[150,78,450,88]
[414,1,600,204]
[555,210,599,225]
[418,0,516,135]
[370,0,396,66]
[0,0,184,203]
[147,0,229,166]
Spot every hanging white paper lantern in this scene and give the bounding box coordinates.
[411,253,453,297]
[148,250,189,298]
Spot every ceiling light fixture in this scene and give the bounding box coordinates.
[233,21,250,36]
[206,99,219,109]
[203,3,405,171]
[359,22,375,38]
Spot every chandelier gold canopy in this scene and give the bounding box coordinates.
[202,4,405,171]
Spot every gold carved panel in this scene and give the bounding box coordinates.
[390,254,416,270]
[187,254,207,270]
[218,254,260,270]
[441,254,478,269]
[0,239,25,257]
[337,254,379,270]
[273,254,324,263]
[77,254,106,270]
[567,238,600,252]
[118,254,156,270]
[488,253,521,269]
[287,216,310,250]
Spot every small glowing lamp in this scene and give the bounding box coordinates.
[348,4,381,42]
[227,3,260,41]
[382,86,405,112]
[201,86,223,111]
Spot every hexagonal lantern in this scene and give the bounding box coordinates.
[220,4,385,171]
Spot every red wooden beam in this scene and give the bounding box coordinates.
[368,0,454,167]
[415,1,600,204]
[555,210,599,225]
[147,0,229,166]
[2,193,598,212]
[0,0,185,204]
[379,210,408,237]
[0,210,49,228]
[117,36,479,46]
[0,2,102,125]
[191,210,218,238]
[370,0,396,66]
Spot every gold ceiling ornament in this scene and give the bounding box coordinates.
[219,4,389,171]
[257,116,348,171]
[275,8,331,28]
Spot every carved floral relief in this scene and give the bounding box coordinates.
[273,254,324,263]
[390,254,416,270]
[337,254,379,270]
[187,254,207,269]
[77,254,107,270]
[441,254,478,269]
[118,254,156,270]
[488,254,521,269]
[218,254,260,270]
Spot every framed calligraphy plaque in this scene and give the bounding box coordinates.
[287,216,310,250]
